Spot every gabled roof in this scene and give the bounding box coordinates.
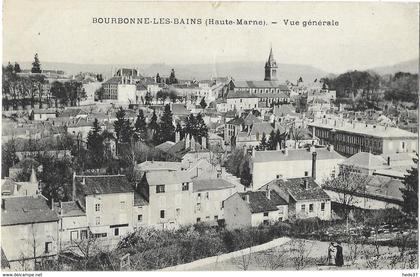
[226,117,244,125]
[193,178,235,192]
[226,91,258,99]
[238,191,280,213]
[243,113,262,125]
[273,104,297,117]
[134,191,149,206]
[1,196,59,226]
[155,141,176,152]
[75,175,134,196]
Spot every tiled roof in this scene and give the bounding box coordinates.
[156,141,176,152]
[273,104,297,117]
[75,175,134,196]
[265,177,330,201]
[244,113,262,125]
[233,81,290,90]
[226,91,258,99]
[253,147,345,163]
[341,152,388,170]
[238,191,279,213]
[193,178,235,192]
[57,201,85,217]
[1,196,59,226]
[137,161,182,172]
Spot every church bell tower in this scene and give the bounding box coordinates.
[264,46,278,81]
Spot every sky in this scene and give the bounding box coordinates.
[3,0,419,74]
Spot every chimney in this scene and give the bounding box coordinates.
[303,179,309,190]
[387,156,391,166]
[175,131,180,143]
[266,187,271,200]
[185,134,190,149]
[190,136,196,151]
[72,172,76,201]
[244,194,250,203]
[51,198,54,211]
[312,152,317,180]
[201,136,207,149]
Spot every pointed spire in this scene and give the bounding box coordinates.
[268,45,274,62]
[30,167,37,183]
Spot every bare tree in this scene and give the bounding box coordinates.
[323,167,369,230]
[233,247,253,271]
[289,239,313,270]
[255,247,287,270]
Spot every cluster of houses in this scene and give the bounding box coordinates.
[2,48,418,271]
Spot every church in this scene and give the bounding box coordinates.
[227,48,291,112]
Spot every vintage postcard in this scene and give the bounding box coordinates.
[1,0,419,273]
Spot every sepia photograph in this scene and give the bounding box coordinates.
[1,0,419,273]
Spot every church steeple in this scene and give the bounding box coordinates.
[264,46,278,81]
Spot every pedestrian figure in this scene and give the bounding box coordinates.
[328,242,337,265]
[335,241,344,267]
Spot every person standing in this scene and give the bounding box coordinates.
[328,242,337,265]
[335,242,344,266]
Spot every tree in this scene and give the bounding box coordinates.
[239,156,252,188]
[200,97,207,109]
[169,90,177,103]
[275,129,283,149]
[168,69,178,84]
[13,62,21,73]
[31,53,42,73]
[155,104,175,144]
[1,140,19,178]
[400,155,418,216]
[267,130,277,150]
[148,110,159,134]
[87,119,105,166]
[195,113,208,142]
[96,74,103,82]
[50,81,65,108]
[289,126,306,147]
[322,167,368,226]
[134,110,147,142]
[156,73,161,83]
[95,87,104,102]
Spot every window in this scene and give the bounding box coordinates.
[95,204,101,212]
[45,242,52,253]
[138,214,143,222]
[304,171,309,177]
[96,217,101,225]
[301,204,305,212]
[81,230,88,240]
[182,182,189,191]
[309,204,314,212]
[263,219,269,225]
[70,231,78,242]
[196,217,201,223]
[156,185,165,193]
[176,208,181,217]
[206,192,209,200]
[114,228,119,236]
[160,210,165,219]
[214,215,219,220]
[120,201,125,210]
[263,212,269,217]
[321,203,325,212]
[196,203,201,212]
